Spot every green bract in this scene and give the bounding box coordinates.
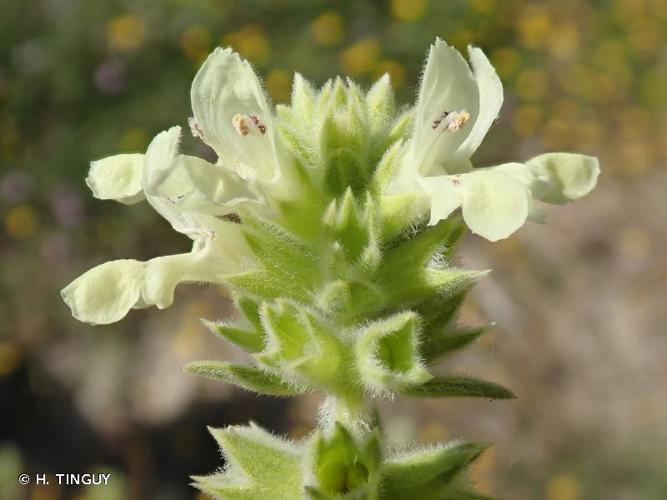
[62,38,599,498]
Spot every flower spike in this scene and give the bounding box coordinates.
[64,40,599,499]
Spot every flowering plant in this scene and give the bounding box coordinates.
[63,38,598,498]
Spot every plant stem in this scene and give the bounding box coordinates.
[321,395,373,434]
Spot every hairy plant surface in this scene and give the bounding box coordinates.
[62,39,599,499]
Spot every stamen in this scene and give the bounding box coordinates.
[432,110,450,129]
[232,113,267,137]
[188,117,204,139]
[432,110,470,132]
[248,114,267,135]
[232,114,250,136]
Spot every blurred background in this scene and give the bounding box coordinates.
[1,0,666,498]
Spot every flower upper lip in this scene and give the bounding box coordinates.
[406,38,504,177]
[190,47,285,183]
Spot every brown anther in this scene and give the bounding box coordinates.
[188,117,204,139]
[233,113,267,137]
[432,110,451,129]
[248,114,267,135]
[232,114,250,136]
[432,109,470,132]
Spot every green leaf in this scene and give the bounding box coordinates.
[366,74,395,136]
[382,441,488,491]
[401,375,515,399]
[193,424,303,500]
[314,425,369,495]
[276,170,327,242]
[423,325,491,363]
[277,120,316,166]
[242,214,320,292]
[332,77,347,106]
[323,146,366,196]
[386,109,413,145]
[371,141,404,195]
[260,300,313,361]
[324,191,361,251]
[323,189,378,263]
[201,319,265,353]
[256,300,344,388]
[375,217,484,306]
[316,79,333,113]
[346,85,369,151]
[381,217,465,271]
[355,312,432,392]
[345,79,366,111]
[227,269,307,302]
[377,192,422,241]
[319,82,375,196]
[235,295,262,331]
[184,361,301,396]
[417,291,467,333]
[315,279,386,324]
[383,267,487,308]
[310,424,381,498]
[292,72,316,121]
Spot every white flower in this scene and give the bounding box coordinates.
[62,47,296,325]
[394,38,599,241]
[62,127,255,325]
[190,47,286,183]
